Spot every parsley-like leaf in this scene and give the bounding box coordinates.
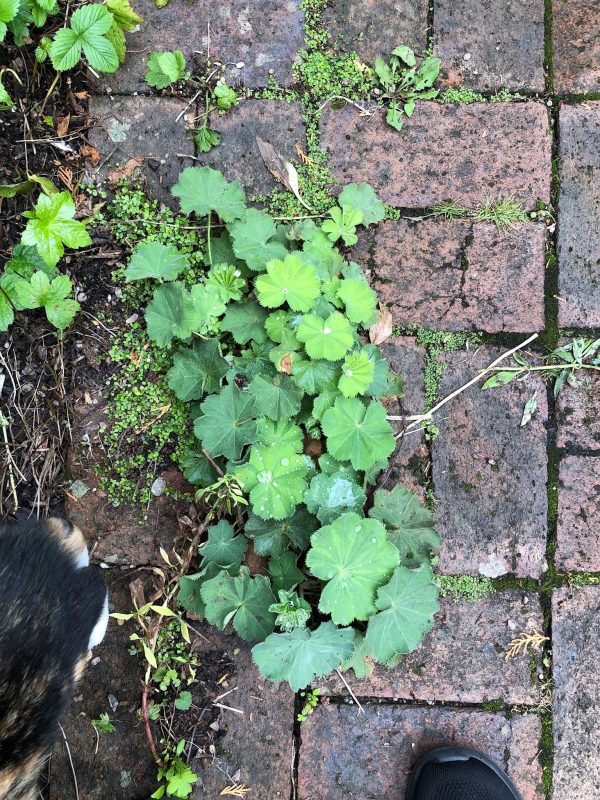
[321,205,363,246]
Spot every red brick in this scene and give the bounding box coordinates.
[434,0,545,92]
[199,100,306,197]
[89,96,194,210]
[320,102,551,209]
[321,592,544,705]
[432,346,548,578]
[354,219,546,332]
[93,0,303,93]
[323,0,428,63]
[553,0,600,94]
[557,102,600,328]
[552,587,600,799]
[298,705,543,800]
[556,371,600,450]
[556,456,600,572]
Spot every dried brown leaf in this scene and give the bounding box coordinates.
[56,114,70,138]
[107,157,144,188]
[80,144,101,166]
[256,136,312,210]
[369,304,393,345]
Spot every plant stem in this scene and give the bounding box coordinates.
[206,211,213,265]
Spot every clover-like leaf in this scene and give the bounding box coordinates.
[338,350,375,397]
[124,241,188,282]
[244,507,318,557]
[364,565,439,662]
[255,254,320,312]
[269,552,304,593]
[321,397,395,470]
[145,282,203,346]
[229,208,288,271]
[221,301,268,344]
[194,383,257,460]
[171,166,246,222]
[296,311,354,361]
[248,373,303,421]
[368,485,441,567]
[338,183,385,225]
[256,417,303,453]
[321,205,363,246]
[200,566,275,641]
[337,277,378,326]
[167,339,229,401]
[306,513,399,625]
[199,520,247,568]
[252,621,355,691]
[145,49,186,88]
[21,191,91,268]
[304,472,366,525]
[50,4,119,73]
[235,444,308,520]
[291,358,339,395]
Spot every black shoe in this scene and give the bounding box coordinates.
[406,746,523,800]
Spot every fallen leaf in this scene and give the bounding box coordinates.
[56,114,70,137]
[80,144,101,166]
[369,304,393,345]
[107,157,144,188]
[520,391,537,427]
[256,136,312,210]
[304,435,323,459]
[280,353,292,374]
[129,577,147,612]
[74,90,89,100]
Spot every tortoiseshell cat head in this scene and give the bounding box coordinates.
[0,517,108,800]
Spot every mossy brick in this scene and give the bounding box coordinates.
[88,96,194,210]
[433,0,545,92]
[298,705,543,800]
[552,586,600,799]
[190,625,295,800]
[557,102,600,328]
[91,0,303,93]
[198,100,306,197]
[321,591,544,705]
[556,456,600,572]
[553,0,600,94]
[431,346,548,578]
[49,576,156,800]
[556,371,600,449]
[323,0,428,64]
[353,219,546,332]
[320,103,551,209]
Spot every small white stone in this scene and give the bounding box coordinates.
[150,477,167,497]
[463,52,471,61]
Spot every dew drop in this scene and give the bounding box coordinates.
[256,470,273,484]
[280,457,290,467]
[354,525,362,532]
[323,327,331,334]
[371,537,376,543]
[345,369,353,377]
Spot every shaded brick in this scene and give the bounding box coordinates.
[199,100,306,197]
[556,371,600,449]
[321,591,544,705]
[432,346,548,578]
[49,577,155,800]
[433,0,545,92]
[354,219,546,332]
[88,96,194,209]
[298,705,543,800]
[553,0,600,94]
[94,0,303,93]
[191,625,294,799]
[557,102,600,327]
[323,0,428,63]
[552,586,600,799]
[556,456,600,572]
[320,103,551,209]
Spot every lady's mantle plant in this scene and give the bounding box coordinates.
[124,166,441,690]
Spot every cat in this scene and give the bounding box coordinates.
[0,517,108,800]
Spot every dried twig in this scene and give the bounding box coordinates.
[335,669,364,714]
[58,723,80,800]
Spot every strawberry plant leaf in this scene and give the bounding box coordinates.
[291,358,339,395]
[245,507,318,557]
[255,255,320,312]
[0,0,19,41]
[304,472,366,525]
[194,383,257,460]
[235,444,308,520]
[199,520,248,568]
[167,339,229,401]
[221,301,268,344]
[338,183,385,225]
[364,565,439,662]
[229,208,288,271]
[248,373,303,421]
[50,4,119,73]
[322,397,395,470]
[171,166,246,222]
[296,311,354,361]
[252,621,355,691]
[369,485,441,567]
[200,566,275,641]
[306,513,399,624]
[337,278,378,325]
[145,282,203,346]
[338,350,375,397]
[106,0,143,31]
[269,552,304,593]
[145,49,186,88]
[125,241,189,282]
[321,205,363,246]
[256,417,303,452]
[21,191,91,268]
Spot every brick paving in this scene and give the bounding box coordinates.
[53,2,600,799]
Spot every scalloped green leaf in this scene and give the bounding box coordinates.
[221,301,268,344]
[322,205,363,246]
[304,472,366,524]
[167,339,229,401]
[296,311,354,361]
[229,208,288,270]
[337,278,378,325]
[338,350,375,397]
[125,241,188,282]
[235,444,308,520]
[255,254,320,312]
[194,383,257,460]
[291,359,339,395]
[321,397,395,470]
[145,282,204,346]
[171,166,246,222]
[256,417,303,452]
[200,566,275,641]
[338,183,385,225]
[199,520,247,568]
[269,552,304,593]
[248,373,303,421]
[244,508,318,557]
[340,631,374,679]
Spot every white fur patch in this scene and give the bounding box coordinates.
[88,591,109,650]
[74,545,90,569]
